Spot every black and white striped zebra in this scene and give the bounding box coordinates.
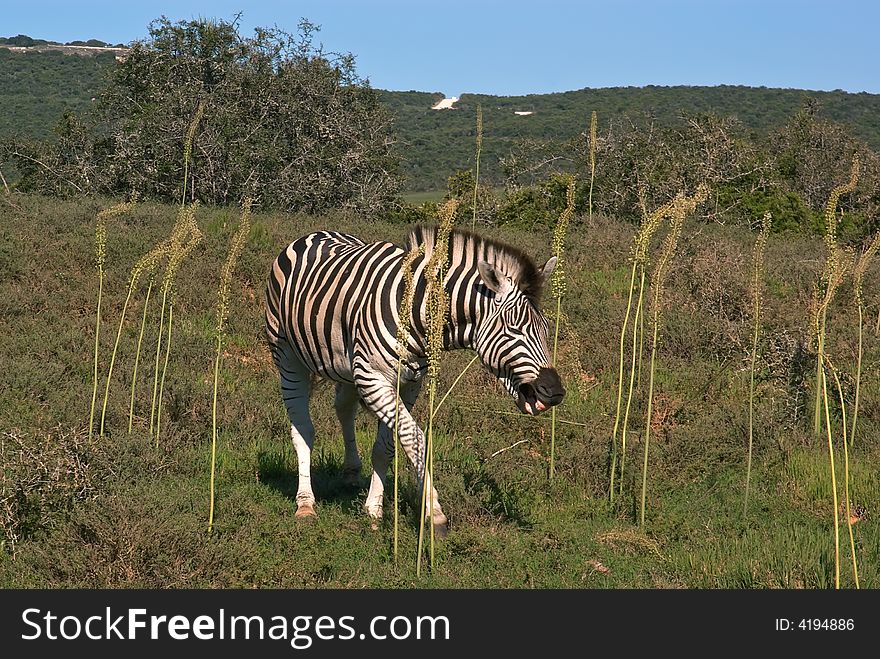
[264,225,565,535]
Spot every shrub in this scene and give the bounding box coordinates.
[6,17,401,214]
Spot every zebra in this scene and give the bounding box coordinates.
[264,225,566,535]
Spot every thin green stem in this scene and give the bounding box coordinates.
[208,329,221,533]
[149,287,169,435]
[744,293,761,515]
[745,213,770,513]
[640,309,661,528]
[416,383,435,577]
[820,365,841,590]
[851,304,863,445]
[100,282,136,437]
[471,105,482,231]
[429,386,435,571]
[89,270,103,441]
[129,279,153,432]
[155,302,174,445]
[619,266,645,496]
[830,366,859,588]
[393,357,403,565]
[549,295,562,480]
[433,354,479,415]
[588,164,595,222]
[814,309,827,436]
[637,283,645,385]
[588,110,596,221]
[609,261,637,500]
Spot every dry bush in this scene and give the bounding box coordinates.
[0,426,102,554]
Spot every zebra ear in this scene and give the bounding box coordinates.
[477,260,509,295]
[540,257,558,285]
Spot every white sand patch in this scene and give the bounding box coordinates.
[431,96,459,110]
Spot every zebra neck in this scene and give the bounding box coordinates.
[427,261,487,353]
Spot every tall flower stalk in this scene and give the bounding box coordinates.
[89,202,136,441]
[147,101,206,435]
[609,199,672,500]
[149,205,198,437]
[89,208,109,441]
[640,187,707,526]
[820,358,842,590]
[588,111,597,221]
[155,211,203,443]
[181,100,205,206]
[548,175,576,480]
[129,272,156,432]
[208,198,252,533]
[417,198,458,576]
[393,243,423,563]
[744,211,772,514]
[814,157,859,436]
[471,104,483,231]
[816,255,847,587]
[99,213,170,439]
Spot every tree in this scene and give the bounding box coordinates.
[8,17,401,213]
[773,102,880,235]
[573,112,774,225]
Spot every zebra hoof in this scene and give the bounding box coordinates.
[295,503,317,520]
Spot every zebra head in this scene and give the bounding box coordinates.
[473,256,566,415]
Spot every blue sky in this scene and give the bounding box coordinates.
[4,1,879,96]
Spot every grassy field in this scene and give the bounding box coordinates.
[1,194,878,588]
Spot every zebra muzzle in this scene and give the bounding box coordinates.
[517,368,565,415]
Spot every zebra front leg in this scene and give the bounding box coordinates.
[359,377,448,536]
[405,424,449,539]
[334,382,363,486]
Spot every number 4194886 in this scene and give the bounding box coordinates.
[775,618,854,631]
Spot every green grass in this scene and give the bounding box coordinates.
[399,190,445,205]
[1,194,879,588]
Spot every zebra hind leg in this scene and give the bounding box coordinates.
[334,382,363,486]
[276,354,318,519]
[364,422,393,529]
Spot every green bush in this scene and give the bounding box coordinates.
[4,18,401,214]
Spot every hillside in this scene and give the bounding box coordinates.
[3,47,880,192]
[0,48,115,142]
[380,86,880,191]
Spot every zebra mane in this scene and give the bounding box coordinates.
[404,225,547,301]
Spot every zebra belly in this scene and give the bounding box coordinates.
[274,231,404,385]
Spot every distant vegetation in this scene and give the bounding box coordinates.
[2,26,880,235]
[0,21,400,213]
[0,48,114,142]
[0,34,122,47]
[378,86,880,192]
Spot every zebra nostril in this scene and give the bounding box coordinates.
[535,367,565,404]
